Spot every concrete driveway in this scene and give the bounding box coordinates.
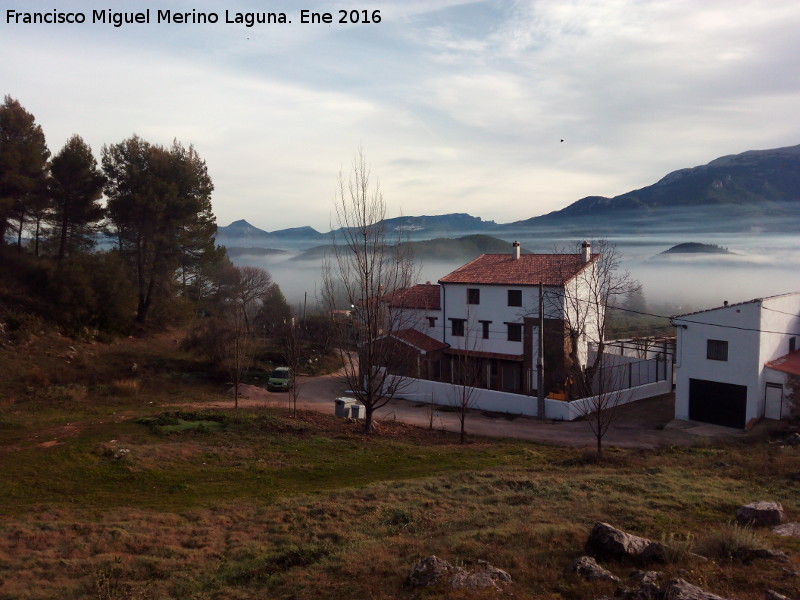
[245,372,766,450]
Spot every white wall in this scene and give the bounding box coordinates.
[759,294,800,417]
[440,283,560,356]
[673,293,800,424]
[386,368,672,421]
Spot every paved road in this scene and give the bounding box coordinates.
[227,372,766,449]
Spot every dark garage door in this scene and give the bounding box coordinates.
[689,378,747,428]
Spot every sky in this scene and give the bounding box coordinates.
[3,0,800,233]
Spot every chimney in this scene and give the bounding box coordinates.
[581,240,591,263]
[512,241,521,260]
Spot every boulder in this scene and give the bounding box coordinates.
[661,578,730,600]
[449,560,512,591]
[407,555,454,587]
[736,501,787,527]
[773,522,800,538]
[585,522,665,563]
[571,556,620,583]
[407,556,511,591]
[735,547,788,563]
[765,591,794,600]
[630,569,661,586]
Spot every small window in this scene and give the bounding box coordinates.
[450,319,465,337]
[707,339,728,361]
[507,323,522,342]
[791,337,797,353]
[467,288,480,305]
[479,320,491,339]
[427,316,437,328]
[508,290,522,307]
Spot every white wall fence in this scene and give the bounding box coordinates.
[384,356,673,421]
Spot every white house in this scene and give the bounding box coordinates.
[385,241,601,397]
[672,292,800,428]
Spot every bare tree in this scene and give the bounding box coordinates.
[552,239,640,398]
[283,317,303,417]
[449,310,483,444]
[219,303,253,409]
[549,239,639,458]
[234,266,273,334]
[578,359,632,459]
[322,149,416,433]
[187,307,253,408]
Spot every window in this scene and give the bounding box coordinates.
[707,339,728,361]
[427,316,437,328]
[507,289,522,307]
[479,320,491,339]
[467,288,480,305]
[450,318,465,337]
[506,322,522,342]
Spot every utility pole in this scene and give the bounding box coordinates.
[537,281,545,420]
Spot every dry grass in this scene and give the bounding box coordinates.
[0,333,799,599]
[110,378,141,396]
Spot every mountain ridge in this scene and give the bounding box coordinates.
[218,143,800,239]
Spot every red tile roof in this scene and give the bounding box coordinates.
[439,253,598,286]
[389,328,449,353]
[766,350,800,377]
[386,284,441,310]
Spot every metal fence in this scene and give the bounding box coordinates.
[590,355,669,397]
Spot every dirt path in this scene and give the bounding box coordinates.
[190,372,758,450]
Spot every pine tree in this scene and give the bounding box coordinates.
[49,135,105,261]
[103,136,216,323]
[0,96,49,252]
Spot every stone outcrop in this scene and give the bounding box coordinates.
[660,578,730,600]
[585,522,666,563]
[407,555,454,587]
[450,560,512,591]
[736,501,787,527]
[407,556,511,591]
[773,522,800,538]
[571,555,620,583]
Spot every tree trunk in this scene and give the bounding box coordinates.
[364,404,375,434]
[58,213,69,261]
[16,217,24,253]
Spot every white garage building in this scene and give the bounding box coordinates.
[672,292,800,428]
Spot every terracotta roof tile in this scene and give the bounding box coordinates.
[389,328,449,353]
[766,349,800,377]
[438,253,598,286]
[386,284,441,310]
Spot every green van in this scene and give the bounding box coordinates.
[267,367,291,392]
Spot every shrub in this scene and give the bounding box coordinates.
[659,531,697,564]
[110,379,140,396]
[699,522,771,561]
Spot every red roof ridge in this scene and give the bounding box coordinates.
[438,252,598,286]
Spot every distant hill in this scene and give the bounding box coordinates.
[217,220,325,245]
[406,234,521,261]
[659,243,733,255]
[508,144,800,232]
[379,213,494,233]
[290,234,519,263]
[225,247,289,258]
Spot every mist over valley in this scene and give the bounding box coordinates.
[221,144,800,316]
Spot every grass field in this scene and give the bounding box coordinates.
[0,332,799,599]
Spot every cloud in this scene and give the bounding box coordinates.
[2,0,799,230]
